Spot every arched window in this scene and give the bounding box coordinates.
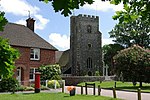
[87,57,92,68]
[87,25,92,33]
[88,43,92,49]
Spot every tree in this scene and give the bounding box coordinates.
[39,0,94,16]
[0,37,20,78]
[0,11,7,31]
[103,44,124,75]
[109,18,150,48]
[39,0,150,23]
[114,45,150,87]
[111,0,150,24]
[38,64,61,80]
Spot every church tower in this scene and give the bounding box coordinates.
[70,14,102,76]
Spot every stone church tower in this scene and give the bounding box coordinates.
[70,14,102,76]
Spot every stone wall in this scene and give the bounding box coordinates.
[62,76,105,86]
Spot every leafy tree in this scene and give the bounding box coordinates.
[0,37,20,78]
[39,0,150,23]
[109,18,150,48]
[38,64,61,80]
[103,44,124,75]
[111,0,150,24]
[0,11,7,31]
[114,45,150,87]
[39,0,94,16]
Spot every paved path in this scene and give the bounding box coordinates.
[64,86,150,100]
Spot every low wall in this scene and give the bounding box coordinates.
[61,76,105,86]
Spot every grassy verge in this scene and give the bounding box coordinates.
[0,92,121,100]
[77,81,150,92]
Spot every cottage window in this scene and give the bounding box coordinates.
[30,48,40,60]
[29,68,38,81]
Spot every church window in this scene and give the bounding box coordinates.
[87,25,92,33]
[87,57,92,68]
[88,43,92,49]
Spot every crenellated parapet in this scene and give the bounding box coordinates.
[77,14,99,20]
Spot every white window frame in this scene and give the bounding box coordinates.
[29,68,38,81]
[30,48,40,60]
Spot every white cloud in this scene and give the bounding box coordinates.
[102,38,114,46]
[49,33,70,51]
[0,0,39,16]
[83,0,123,12]
[15,19,26,26]
[49,33,114,51]
[0,0,49,30]
[35,15,49,30]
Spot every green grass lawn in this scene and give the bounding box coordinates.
[77,81,150,92]
[0,92,121,100]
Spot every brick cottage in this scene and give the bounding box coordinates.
[0,18,57,86]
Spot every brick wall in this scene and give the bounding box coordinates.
[13,46,56,86]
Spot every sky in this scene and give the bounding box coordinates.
[0,0,123,51]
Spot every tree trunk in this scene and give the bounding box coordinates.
[139,81,142,87]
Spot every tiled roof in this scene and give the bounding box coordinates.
[57,49,69,67]
[0,23,57,50]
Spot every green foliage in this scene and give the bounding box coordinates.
[0,11,8,31]
[95,71,100,76]
[103,44,124,75]
[38,64,61,80]
[39,0,94,16]
[0,37,20,78]
[114,45,150,86]
[109,18,150,48]
[0,77,18,93]
[47,80,60,89]
[111,0,150,24]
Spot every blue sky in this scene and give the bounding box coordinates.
[0,0,123,51]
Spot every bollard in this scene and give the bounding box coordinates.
[138,88,141,100]
[98,85,101,96]
[112,87,116,98]
[62,80,65,93]
[85,83,87,95]
[81,86,83,95]
[114,81,116,88]
[93,83,95,95]
[35,72,41,93]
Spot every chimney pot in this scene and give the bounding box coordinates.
[26,18,35,32]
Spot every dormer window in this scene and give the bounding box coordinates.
[30,48,40,60]
[87,25,92,33]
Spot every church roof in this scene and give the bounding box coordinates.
[0,23,57,50]
[57,49,70,67]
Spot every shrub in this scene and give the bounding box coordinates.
[95,71,100,76]
[16,85,25,91]
[0,77,18,93]
[47,80,60,89]
[41,85,49,90]
[51,75,62,80]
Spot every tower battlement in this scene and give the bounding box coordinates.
[77,14,99,20]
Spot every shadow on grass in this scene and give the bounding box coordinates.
[64,95,70,98]
[22,93,35,95]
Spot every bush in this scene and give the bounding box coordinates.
[41,85,49,90]
[0,77,18,93]
[47,80,60,89]
[16,85,25,91]
[51,75,62,80]
[95,71,100,76]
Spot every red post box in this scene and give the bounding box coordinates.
[35,72,41,93]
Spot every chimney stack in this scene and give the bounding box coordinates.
[26,18,35,32]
